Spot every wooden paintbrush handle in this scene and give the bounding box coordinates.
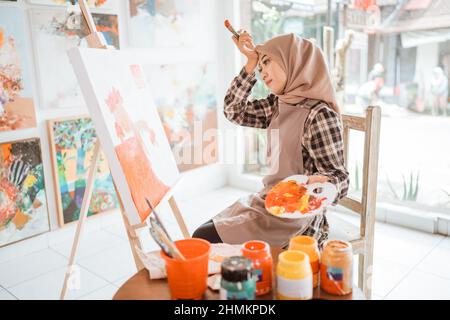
[160,230,186,261]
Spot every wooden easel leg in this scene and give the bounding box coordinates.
[168,196,190,239]
[113,182,146,271]
[60,140,102,300]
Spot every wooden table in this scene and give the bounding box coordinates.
[114,247,366,300]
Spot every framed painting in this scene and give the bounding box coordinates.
[0,138,50,247]
[30,7,120,109]
[143,62,218,171]
[48,116,118,227]
[28,0,116,9]
[0,7,37,132]
[128,0,201,48]
[69,48,180,225]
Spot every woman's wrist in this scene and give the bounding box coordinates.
[245,59,258,75]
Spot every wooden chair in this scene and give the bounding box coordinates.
[327,106,381,299]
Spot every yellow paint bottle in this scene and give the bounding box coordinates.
[276,250,313,300]
[289,235,320,288]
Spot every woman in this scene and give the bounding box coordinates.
[192,31,349,248]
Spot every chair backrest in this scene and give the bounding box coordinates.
[339,106,382,243]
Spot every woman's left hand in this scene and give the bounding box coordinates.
[307,175,329,184]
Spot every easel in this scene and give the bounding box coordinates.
[60,0,190,300]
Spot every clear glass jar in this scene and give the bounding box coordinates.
[320,240,353,295]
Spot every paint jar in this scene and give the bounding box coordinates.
[220,256,256,300]
[276,250,313,300]
[320,240,353,296]
[289,235,320,288]
[241,240,273,295]
[161,238,211,300]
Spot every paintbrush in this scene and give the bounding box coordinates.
[146,198,172,241]
[148,218,173,258]
[146,198,186,260]
[224,19,240,39]
[149,216,186,260]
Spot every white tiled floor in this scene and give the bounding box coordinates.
[0,186,449,300]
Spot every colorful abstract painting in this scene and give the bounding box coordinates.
[128,0,201,48]
[0,7,37,132]
[69,48,180,225]
[28,0,115,9]
[0,139,49,247]
[143,63,218,171]
[31,8,120,109]
[49,117,118,226]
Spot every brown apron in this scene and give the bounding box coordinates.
[213,99,320,248]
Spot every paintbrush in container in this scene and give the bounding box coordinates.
[146,198,172,241]
[146,198,186,261]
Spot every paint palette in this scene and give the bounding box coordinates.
[265,175,337,219]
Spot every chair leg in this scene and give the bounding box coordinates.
[358,252,374,299]
[363,249,374,299]
[358,253,364,290]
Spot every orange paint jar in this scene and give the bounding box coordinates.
[289,235,320,288]
[241,240,273,295]
[320,240,353,296]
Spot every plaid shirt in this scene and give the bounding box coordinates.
[224,67,350,247]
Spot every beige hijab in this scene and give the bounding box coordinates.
[255,33,340,113]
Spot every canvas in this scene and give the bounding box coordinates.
[48,116,118,226]
[31,8,120,109]
[69,48,180,225]
[128,0,201,48]
[143,63,218,171]
[0,7,37,132]
[0,138,50,247]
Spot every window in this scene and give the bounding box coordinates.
[237,0,450,215]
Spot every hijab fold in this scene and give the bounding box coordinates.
[255,33,340,114]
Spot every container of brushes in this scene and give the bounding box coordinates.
[161,238,211,300]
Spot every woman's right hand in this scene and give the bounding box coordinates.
[232,30,259,73]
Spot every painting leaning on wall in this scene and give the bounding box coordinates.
[0,6,37,132]
[48,116,118,227]
[0,138,50,247]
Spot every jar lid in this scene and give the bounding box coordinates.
[241,240,271,259]
[221,256,253,282]
[323,239,352,252]
[323,240,352,254]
